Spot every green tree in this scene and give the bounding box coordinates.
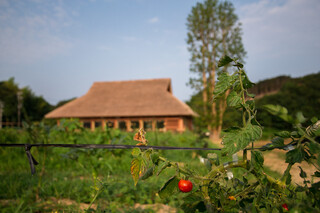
[0,78,53,125]
[186,0,246,140]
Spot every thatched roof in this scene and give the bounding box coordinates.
[45,78,196,118]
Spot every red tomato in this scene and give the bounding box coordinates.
[282,203,289,211]
[178,179,193,193]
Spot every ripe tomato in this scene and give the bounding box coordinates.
[282,203,289,211]
[178,179,193,193]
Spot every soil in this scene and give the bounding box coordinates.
[254,141,320,185]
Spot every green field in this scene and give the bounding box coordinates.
[0,121,223,212]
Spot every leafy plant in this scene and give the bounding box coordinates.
[130,56,320,212]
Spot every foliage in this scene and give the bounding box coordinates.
[186,0,246,138]
[0,121,212,212]
[255,72,320,130]
[131,56,320,212]
[0,78,53,124]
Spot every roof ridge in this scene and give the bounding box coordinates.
[93,78,171,84]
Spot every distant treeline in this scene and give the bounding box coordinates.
[0,78,74,126]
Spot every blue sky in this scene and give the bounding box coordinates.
[0,0,319,105]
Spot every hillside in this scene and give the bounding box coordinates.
[254,72,320,129]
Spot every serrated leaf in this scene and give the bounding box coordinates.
[213,72,234,100]
[140,166,154,180]
[242,72,255,89]
[143,148,153,160]
[272,137,285,147]
[218,55,233,67]
[131,157,143,186]
[222,124,262,155]
[227,91,241,107]
[286,147,305,164]
[251,151,264,171]
[181,192,206,213]
[263,104,293,123]
[158,176,179,199]
[132,148,141,157]
[275,131,291,138]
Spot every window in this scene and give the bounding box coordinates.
[131,121,139,130]
[83,121,91,129]
[143,121,152,131]
[107,121,114,128]
[156,120,165,129]
[95,121,102,129]
[119,121,126,130]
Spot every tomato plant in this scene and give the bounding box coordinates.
[130,56,320,212]
[178,179,193,193]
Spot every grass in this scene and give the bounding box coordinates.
[0,124,287,212]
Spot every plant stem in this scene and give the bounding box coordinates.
[86,187,103,212]
[238,71,247,127]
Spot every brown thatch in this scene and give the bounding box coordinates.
[45,78,196,119]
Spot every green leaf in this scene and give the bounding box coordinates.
[242,72,255,89]
[311,117,318,124]
[296,112,307,124]
[151,152,160,165]
[218,55,233,67]
[227,91,241,107]
[140,167,154,180]
[247,93,255,98]
[313,171,320,177]
[213,72,235,100]
[222,124,262,154]
[131,157,144,186]
[263,104,293,123]
[131,148,141,157]
[272,137,285,147]
[275,131,291,138]
[251,151,264,171]
[181,192,206,213]
[158,176,179,199]
[286,147,306,164]
[298,166,307,178]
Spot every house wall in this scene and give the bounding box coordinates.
[57,116,193,132]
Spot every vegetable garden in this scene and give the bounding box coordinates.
[0,56,319,212]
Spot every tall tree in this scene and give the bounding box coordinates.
[187,0,246,140]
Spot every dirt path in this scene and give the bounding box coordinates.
[255,141,319,185]
[212,139,319,185]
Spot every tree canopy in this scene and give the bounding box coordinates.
[0,78,53,125]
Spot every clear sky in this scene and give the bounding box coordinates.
[0,0,319,105]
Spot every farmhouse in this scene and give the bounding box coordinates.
[45,78,197,132]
